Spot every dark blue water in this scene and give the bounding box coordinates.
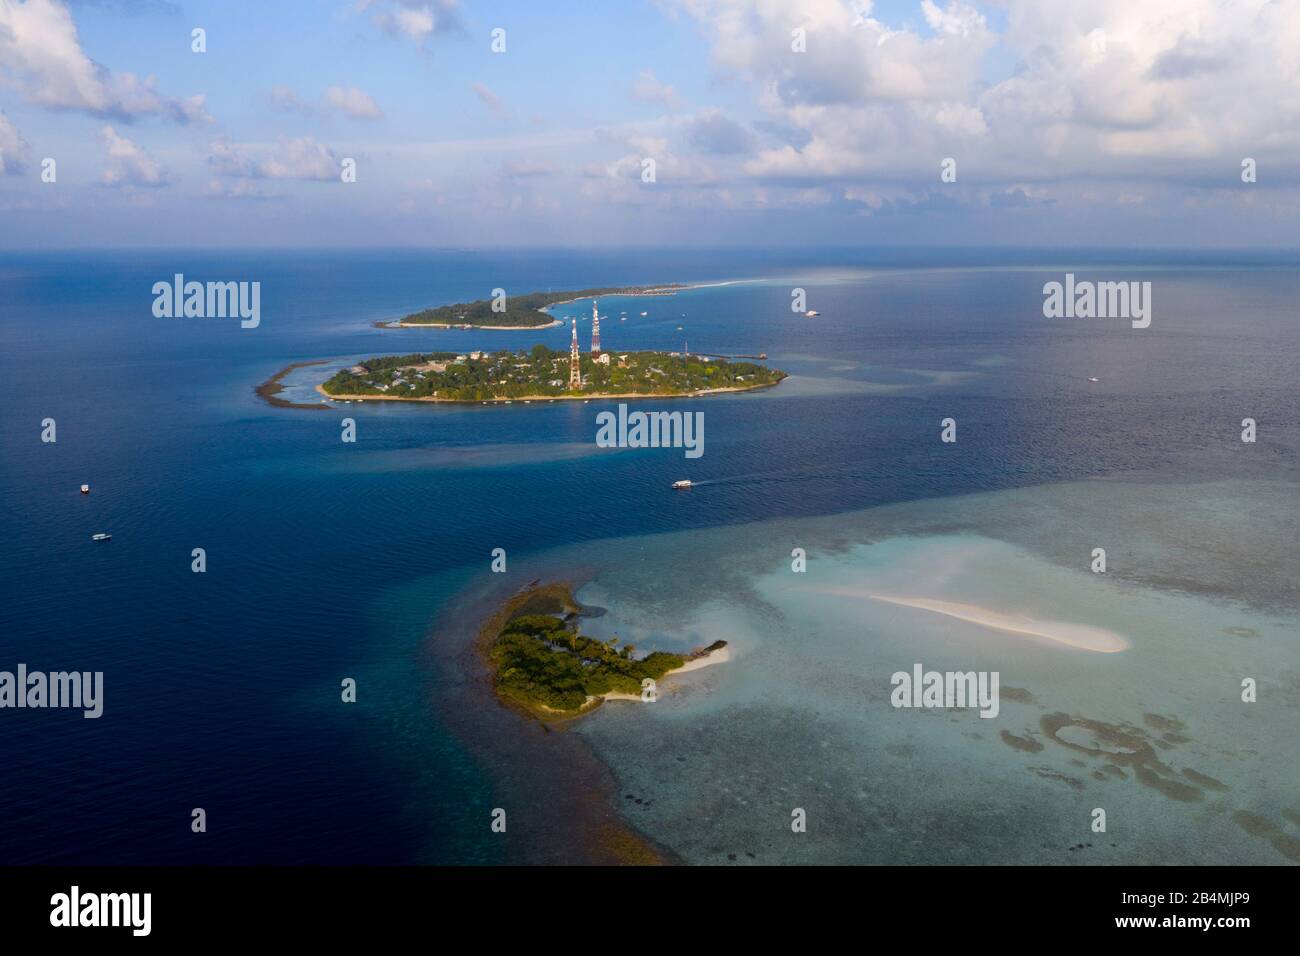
[2,249,1297,863]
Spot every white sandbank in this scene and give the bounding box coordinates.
[810,587,1130,653]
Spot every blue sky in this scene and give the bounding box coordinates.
[1,0,1297,249]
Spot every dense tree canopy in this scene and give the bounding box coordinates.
[322,347,785,401]
[398,286,684,327]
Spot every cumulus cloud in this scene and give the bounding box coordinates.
[0,112,31,175]
[208,136,340,182]
[687,108,754,154]
[98,125,172,187]
[631,69,680,109]
[267,84,383,120]
[325,85,383,120]
[672,0,1300,191]
[0,0,211,123]
[362,0,460,45]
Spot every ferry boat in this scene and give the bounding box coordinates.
[91,533,111,541]
[80,484,90,494]
[672,480,693,489]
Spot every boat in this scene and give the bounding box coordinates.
[758,353,767,360]
[1087,376,1100,383]
[80,484,90,494]
[640,311,648,316]
[805,310,820,317]
[91,533,111,541]
[672,480,693,489]
[677,325,684,330]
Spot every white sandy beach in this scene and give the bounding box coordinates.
[598,643,732,703]
[810,587,1130,653]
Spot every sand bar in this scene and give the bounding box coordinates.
[811,587,1130,653]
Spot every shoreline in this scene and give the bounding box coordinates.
[372,318,564,330]
[476,581,729,724]
[315,378,782,405]
[595,643,730,703]
[372,283,691,330]
[255,361,333,410]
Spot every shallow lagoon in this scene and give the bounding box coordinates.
[561,478,1300,864]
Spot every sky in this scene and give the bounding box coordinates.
[1,0,1299,250]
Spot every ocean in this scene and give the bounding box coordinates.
[1,249,1297,864]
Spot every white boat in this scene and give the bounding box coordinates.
[1087,377,1100,383]
[91,533,111,541]
[640,311,648,316]
[672,480,692,489]
[805,310,820,317]
[80,484,90,494]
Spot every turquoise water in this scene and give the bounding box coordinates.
[562,480,1300,864]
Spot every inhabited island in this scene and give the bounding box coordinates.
[318,344,785,403]
[375,285,687,329]
[479,583,728,720]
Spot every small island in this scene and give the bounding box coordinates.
[377,285,686,329]
[480,583,728,720]
[318,344,785,403]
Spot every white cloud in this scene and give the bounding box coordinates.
[265,85,383,120]
[687,108,754,154]
[325,85,383,120]
[0,0,210,123]
[631,69,680,109]
[98,125,172,187]
[363,0,460,45]
[672,0,1300,191]
[208,136,339,181]
[0,112,31,174]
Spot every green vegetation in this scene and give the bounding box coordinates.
[396,286,684,327]
[321,345,785,401]
[491,612,685,713]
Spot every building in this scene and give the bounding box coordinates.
[569,318,581,388]
[591,299,601,355]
